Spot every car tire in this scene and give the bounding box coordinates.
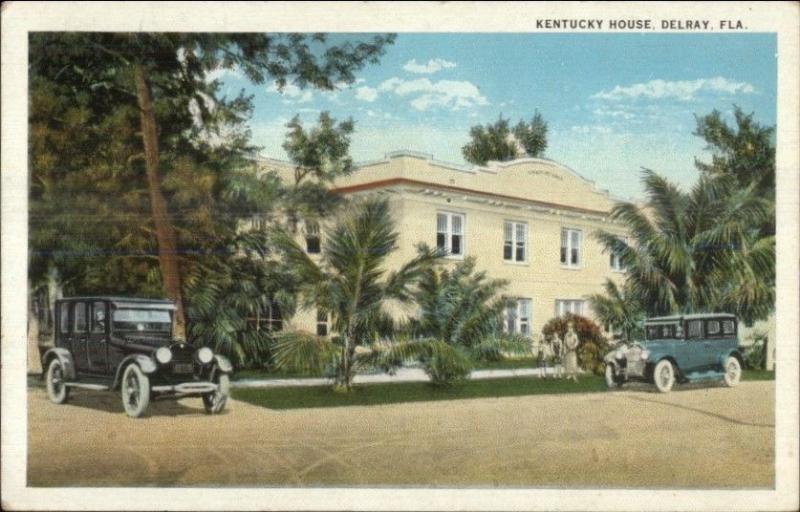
[121,364,150,418]
[604,364,621,389]
[202,373,230,414]
[45,358,70,404]
[652,359,675,393]
[723,356,741,387]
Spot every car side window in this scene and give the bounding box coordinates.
[687,320,703,340]
[706,320,722,338]
[662,325,673,338]
[59,302,70,335]
[722,320,736,336]
[92,301,106,334]
[73,302,88,333]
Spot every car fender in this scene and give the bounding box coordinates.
[41,347,76,381]
[718,349,743,368]
[213,354,233,374]
[111,354,157,389]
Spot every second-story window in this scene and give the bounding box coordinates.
[560,228,582,267]
[316,309,329,337]
[304,220,321,254]
[436,212,464,257]
[504,221,527,262]
[610,236,628,272]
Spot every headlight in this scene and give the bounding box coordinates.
[197,347,214,364]
[615,349,625,359]
[155,347,172,364]
[640,350,650,360]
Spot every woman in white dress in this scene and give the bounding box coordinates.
[564,323,580,382]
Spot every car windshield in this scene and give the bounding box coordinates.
[112,308,172,332]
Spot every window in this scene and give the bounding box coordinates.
[437,212,464,257]
[661,325,674,338]
[560,228,582,267]
[91,301,106,333]
[59,302,70,335]
[249,301,283,333]
[316,309,329,337]
[304,220,321,254]
[722,320,736,335]
[610,236,628,272]
[707,320,722,337]
[504,221,527,262]
[73,302,88,333]
[687,320,703,339]
[505,298,532,337]
[555,299,585,317]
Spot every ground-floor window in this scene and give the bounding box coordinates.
[316,309,329,337]
[248,301,283,333]
[555,299,585,317]
[505,298,532,336]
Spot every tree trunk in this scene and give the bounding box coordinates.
[134,63,187,340]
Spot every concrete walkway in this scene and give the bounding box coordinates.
[232,366,567,388]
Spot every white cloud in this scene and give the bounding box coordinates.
[592,76,756,101]
[592,107,635,120]
[355,86,379,102]
[379,77,489,111]
[403,58,458,74]
[266,82,313,103]
[204,66,243,84]
[570,124,613,134]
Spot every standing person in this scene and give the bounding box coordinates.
[534,333,547,378]
[564,322,580,382]
[551,333,564,379]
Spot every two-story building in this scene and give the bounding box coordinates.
[259,150,628,337]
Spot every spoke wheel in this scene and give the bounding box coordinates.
[653,359,675,393]
[202,373,230,414]
[46,359,70,404]
[121,364,150,418]
[723,356,741,387]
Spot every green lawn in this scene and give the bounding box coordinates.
[742,369,775,381]
[233,375,607,410]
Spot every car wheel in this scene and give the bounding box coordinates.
[121,364,150,418]
[45,359,70,404]
[723,356,741,387]
[202,373,230,414]
[604,364,620,389]
[652,359,675,393]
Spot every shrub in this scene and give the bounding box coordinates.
[742,329,768,370]
[420,340,473,386]
[541,313,609,376]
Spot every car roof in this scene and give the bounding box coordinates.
[56,297,176,310]
[645,313,737,324]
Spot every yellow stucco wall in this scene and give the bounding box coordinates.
[263,151,628,336]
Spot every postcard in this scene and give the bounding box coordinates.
[2,1,798,511]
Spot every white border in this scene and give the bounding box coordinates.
[2,2,798,511]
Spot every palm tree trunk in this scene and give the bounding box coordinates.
[134,63,187,340]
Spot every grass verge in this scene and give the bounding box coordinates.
[233,375,607,410]
[742,369,775,381]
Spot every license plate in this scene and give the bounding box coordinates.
[173,363,193,374]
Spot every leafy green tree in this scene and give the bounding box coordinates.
[587,279,644,343]
[693,106,775,236]
[271,197,440,391]
[595,169,774,325]
[461,112,548,165]
[29,32,395,338]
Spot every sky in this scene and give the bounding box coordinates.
[213,33,777,201]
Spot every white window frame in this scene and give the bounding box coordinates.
[609,236,628,272]
[436,211,465,258]
[316,309,329,337]
[304,219,321,254]
[505,298,533,337]
[503,220,528,263]
[555,299,585,317]
[560,228,583,268]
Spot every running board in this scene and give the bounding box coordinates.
[64,382,110,391]
[685,371,725,382]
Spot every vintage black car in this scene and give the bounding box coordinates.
[41,297,232,418]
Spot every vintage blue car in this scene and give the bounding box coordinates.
[603,313,743,393]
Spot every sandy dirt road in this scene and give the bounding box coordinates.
[27,380,774,488]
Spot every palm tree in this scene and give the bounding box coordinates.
[587,279,644,343]
[271,197,441,391]
[595,170,774,324]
